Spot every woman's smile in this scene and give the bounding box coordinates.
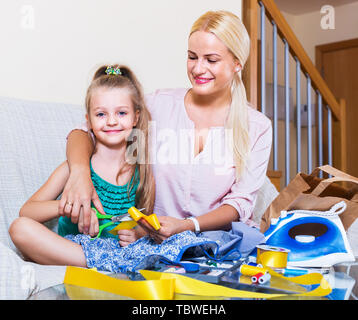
[194,77,214,84]
[187,31,239,96]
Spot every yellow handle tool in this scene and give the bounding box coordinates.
[127,207,161,230]
[108,207,161,236]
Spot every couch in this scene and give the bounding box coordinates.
[0,95,281,299]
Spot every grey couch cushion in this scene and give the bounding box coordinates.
[0,97,83,299]
[0,96,85,249]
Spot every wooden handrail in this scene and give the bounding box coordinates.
[243,0,258,109]
[339,98,347,173]
[258,0,341,121]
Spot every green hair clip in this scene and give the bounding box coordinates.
[105,66,122,76]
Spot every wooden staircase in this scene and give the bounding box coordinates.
[242,0,347,192]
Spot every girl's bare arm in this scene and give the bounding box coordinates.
[20,161,70,223]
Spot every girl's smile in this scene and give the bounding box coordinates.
[103,129,124,134]
[87,87,139,147]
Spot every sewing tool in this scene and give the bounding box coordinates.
[159,260,200,273]
[153,261,225,283]
[251,272,271,285]
[263,201,355,267]
[239,264,268,277]
[108,206,161,236]
[256,245,289,268]
[182,258,241,271]
[239,263,272,285]
[246,262,263,268]
[90,208,136,240]
[282,268,307,276]
[250,273,263,284]
[127,207,161,230]
[275,267,331,277]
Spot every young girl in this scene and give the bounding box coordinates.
[9,64,155,267]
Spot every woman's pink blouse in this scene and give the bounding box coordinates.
[75,88,272,227]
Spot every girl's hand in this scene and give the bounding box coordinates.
[77,208,100,237]
[138,216,193,244]
[88,208,99,238]
[58,167,105,234]
[117,226,147,247]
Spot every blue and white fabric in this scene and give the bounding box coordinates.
[65,222,266,273]
[66,230,218,273]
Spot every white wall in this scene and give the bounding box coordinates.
[0,0,242,105]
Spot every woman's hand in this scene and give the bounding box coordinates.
[117,226,147,247]
[58,166,105,234]
[137,216,194,244]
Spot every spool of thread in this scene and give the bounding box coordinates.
[239,264,267,277]
[257,273,271,284]
[246,262,263,268]
[256,245,290,268]
[251,272,264,284]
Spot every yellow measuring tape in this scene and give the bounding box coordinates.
[63,265,332,300]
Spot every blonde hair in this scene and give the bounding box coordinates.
[190,11,251,179]
[85,64,155,215]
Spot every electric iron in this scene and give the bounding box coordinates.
[264,201,355,267]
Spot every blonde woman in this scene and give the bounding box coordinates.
[62,11,272,245]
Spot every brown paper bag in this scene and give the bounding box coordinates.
[260,165,358,233]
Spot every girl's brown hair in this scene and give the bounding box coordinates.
[85,64,155,215]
